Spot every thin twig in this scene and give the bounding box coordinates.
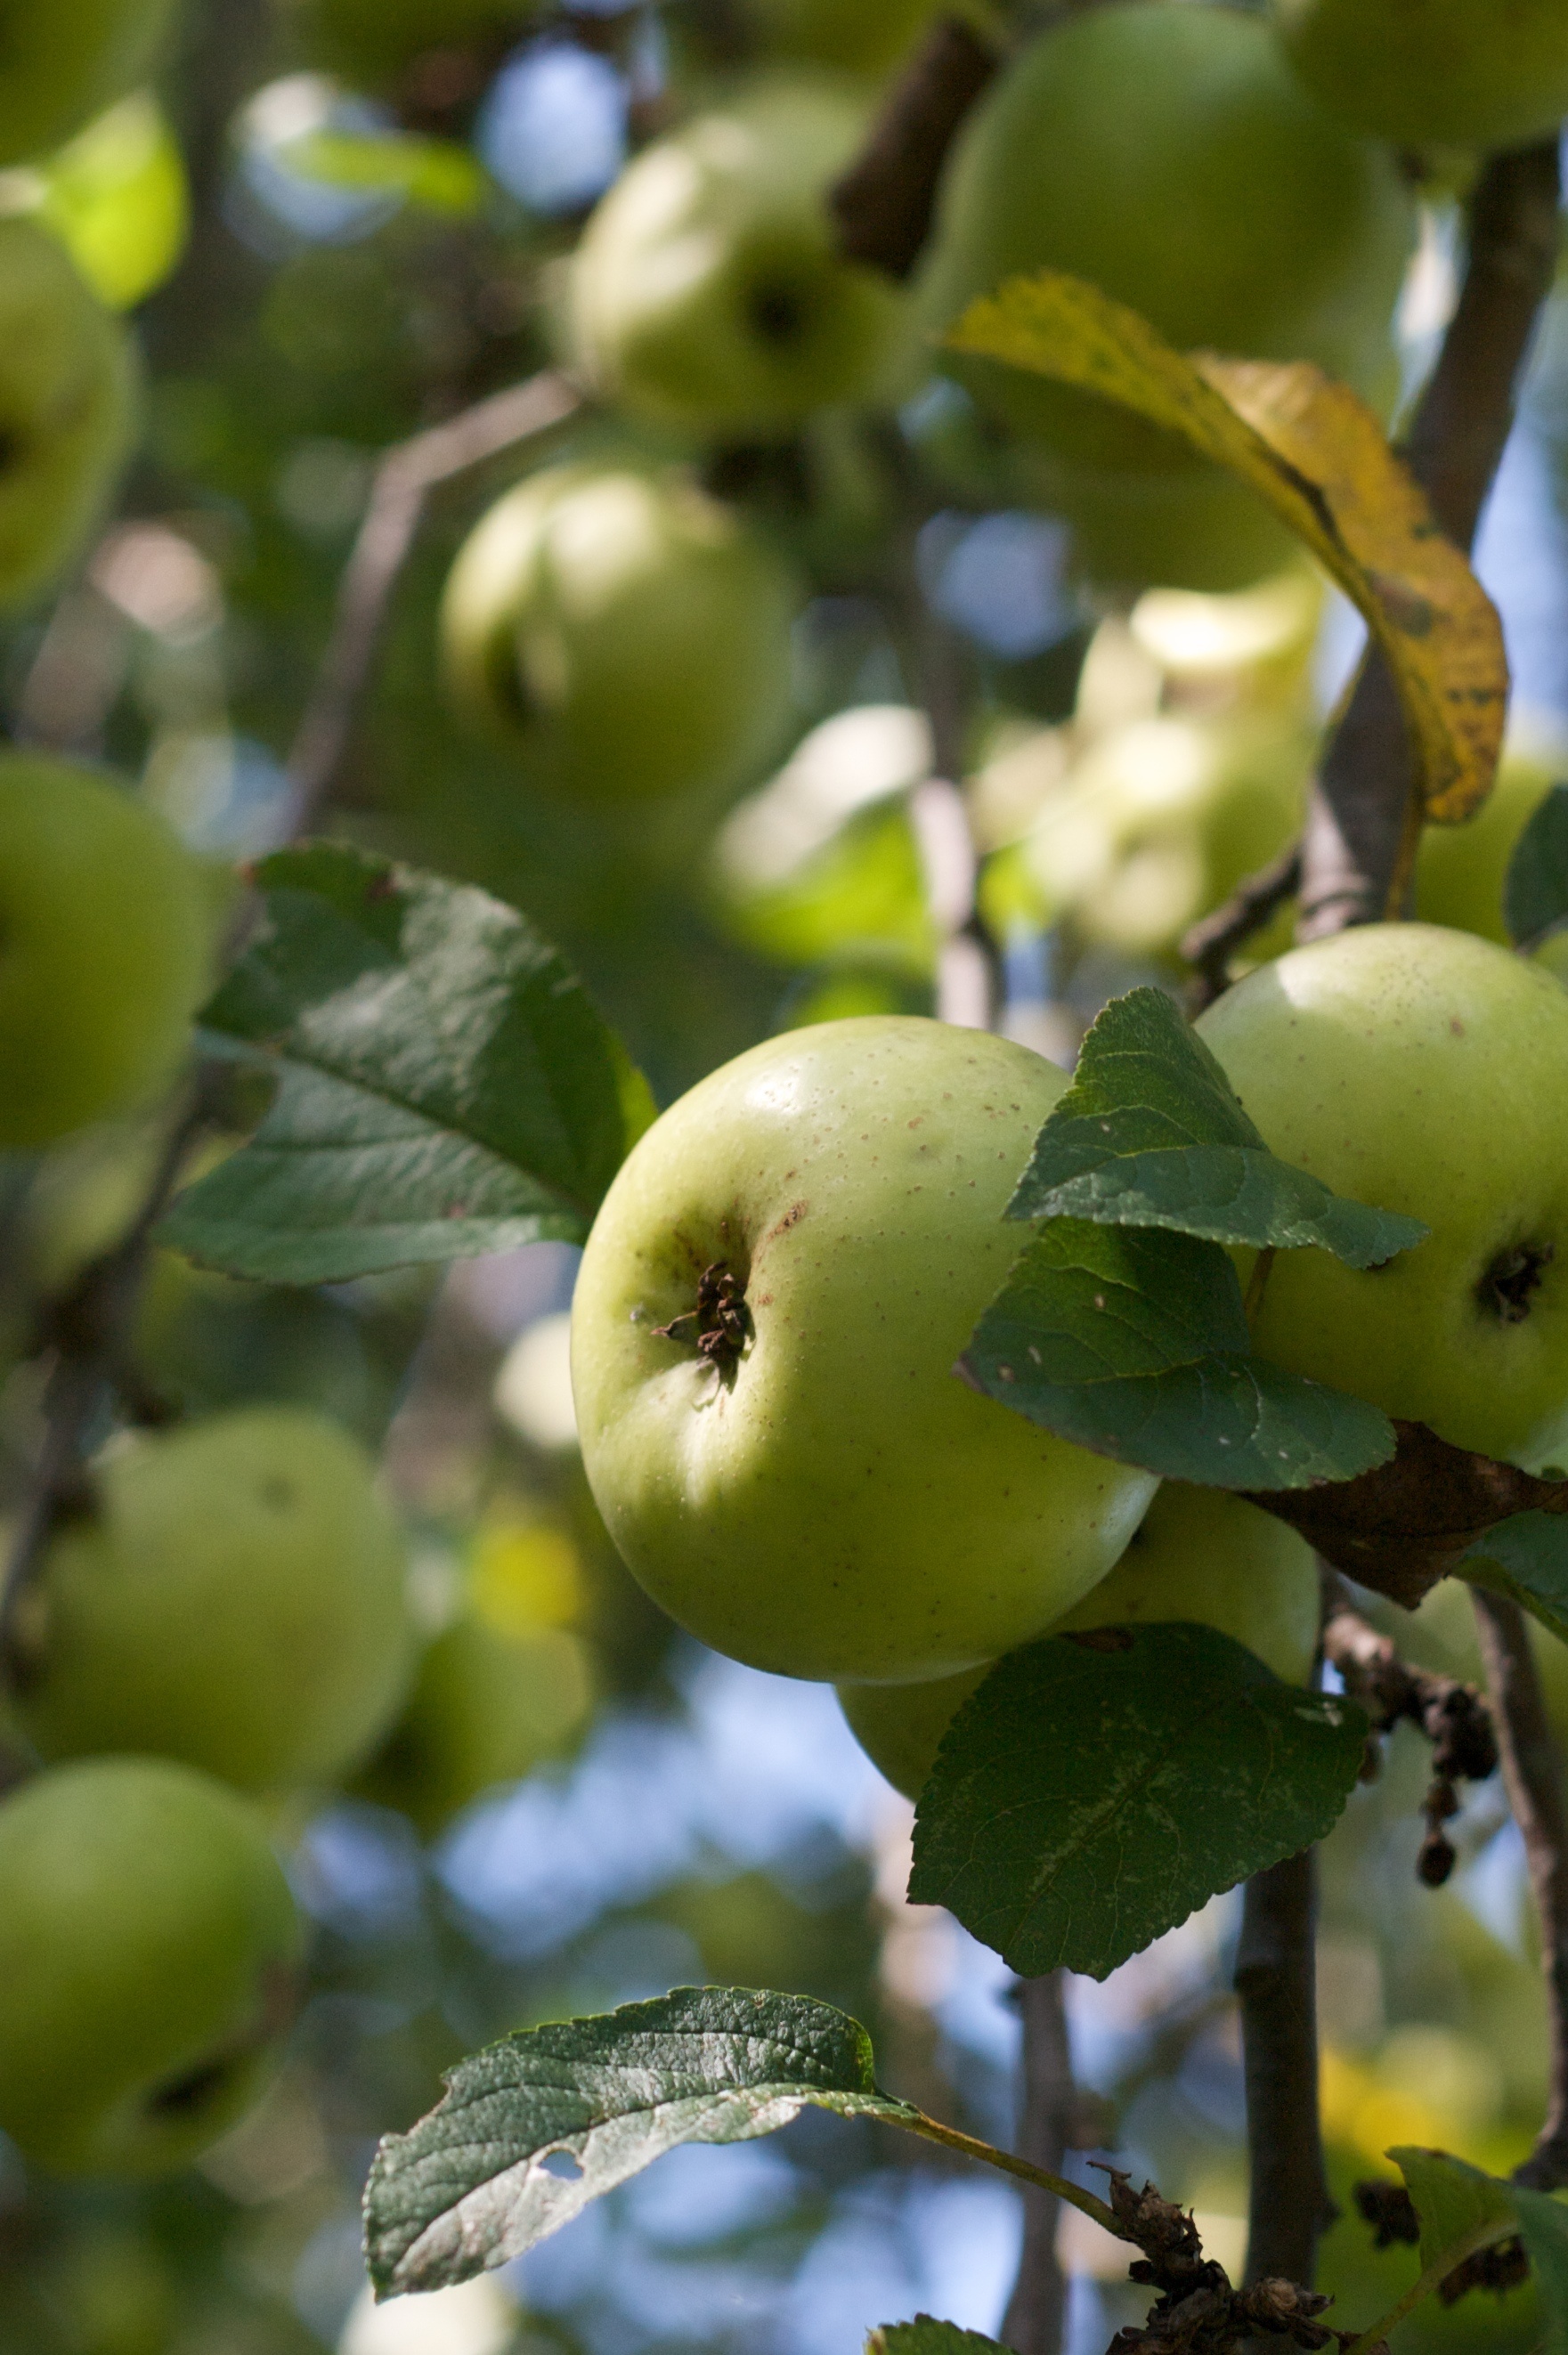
[831,15,1003,280]
[1471,1589,1568,2189]
[1003,1973,1076,2355]
[282,369,582,835]
[1235,1849,1336,2288]
[1182,843,1303,1011]
[0,1076,217,1694]
[1296,139,1562,940]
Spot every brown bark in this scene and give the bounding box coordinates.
[1003,1972,1076,2355]
[831,18,1001,281]
[1235,1852,1336,2287]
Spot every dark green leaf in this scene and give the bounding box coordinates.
[1504,782,1568,947]
[364,1987,922,2299]
[1461,1511,1568,1648]
[1389,2148,1518,2275]
[868,2324,1012,2355]
[161,844,653,1283]
[909,1627,1366,1979]
[1010,988,1425,1270]
[1513,2187,1568,2354]
[963,1219,1396,1490]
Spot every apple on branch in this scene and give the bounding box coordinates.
[571,1016,1158,1685]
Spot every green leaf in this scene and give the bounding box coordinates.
[363,1988,923,2299]
[1513,2187,1568,2355]
[1010,988,1426,1269]
[284,127,486,215]
[719,798,933,972]
[1461,1512,1568,1648]
[1389,2148,1519,2274]
[868,2324,1011,2355]
[161,844,654,1284]
[963,1218,1396,1490]
[909,1627,1367,1979]
[1504,782,1568,948]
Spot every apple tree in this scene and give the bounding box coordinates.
[2,3,1568,2352]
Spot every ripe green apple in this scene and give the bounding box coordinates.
[571,1016,1159,1683]
[0,757,212,1150]
[1196,923,1568,1473]
[1271,0,1568,152]
[740,0,941,77]
[0,1756,303,2179]
[918,4,1412,476]
[442,461,800,806]
[0,219,141,609]
[14,1406,416,1793]
[1414,739,1561,946]
[0,0,181,165]
[353,1617,591,1837]
[838,1481,1320,1799]
[1027,711,1312,962]
[569,75,915,440]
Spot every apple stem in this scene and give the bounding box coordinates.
[1296,139,1563,943]
[1472,1590,1568,2189]
[831,15,1003,282]
[282,369,581,838]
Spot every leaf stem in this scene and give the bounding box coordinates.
[894,2107,1128,2241]
[1342,2215,1514,2355]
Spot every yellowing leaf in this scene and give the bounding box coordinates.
[947,272,1506,823]
[40,93,189,311]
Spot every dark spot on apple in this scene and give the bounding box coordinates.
[749,282,807,345]
[259,1478,294,1510]
[1480,1239,1554,1324]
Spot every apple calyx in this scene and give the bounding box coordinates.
[1482,1239,1556,1326]
[652,1260,752,1373]
[142,1954,304,2123]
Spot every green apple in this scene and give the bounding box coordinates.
[0,1756,303,2178]
[569,74,915,440]
[1414,738,1562,945]
[740,0,941,77]
[1026,711,1312,962]
[0,219,140,609]
[571,1016,1159,1683]
[0,757,212,1150]
[14,1406,416,1793]
[0,0,181,165]
[442,461,800,806]
[838,1481,1320,1799]
[918,4,1412,476]
[1271,0,1568,152]
[353,1617,591,1837]
[1196,923,1568,1472]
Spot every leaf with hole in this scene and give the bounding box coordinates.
[1504,780,1568,949]
[1008,987,1426,1267]
[160,843,654,1284]
[963,1217,1396,1490]
[909,1626,1367,1979]
[946,271,1505,824]
[363,1987,925,2299]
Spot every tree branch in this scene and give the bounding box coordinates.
[1003,1972,1075,2355]
[1296,139,1562,940]
[0,1076,217,1696]
[1471,1590,1568,2189]
[1182,842,1302,1011]
[831,16,1003,280]
[1235,1850,1336,2287]
[282,369,582,835]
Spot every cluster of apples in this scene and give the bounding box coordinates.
[0,756,586,2183]
[569,915,1568,1789]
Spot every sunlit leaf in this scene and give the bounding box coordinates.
[946,271,1506,823]
[284,127,486,216]
[1009,987,1426,1267]
[364,1988,924,2298]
